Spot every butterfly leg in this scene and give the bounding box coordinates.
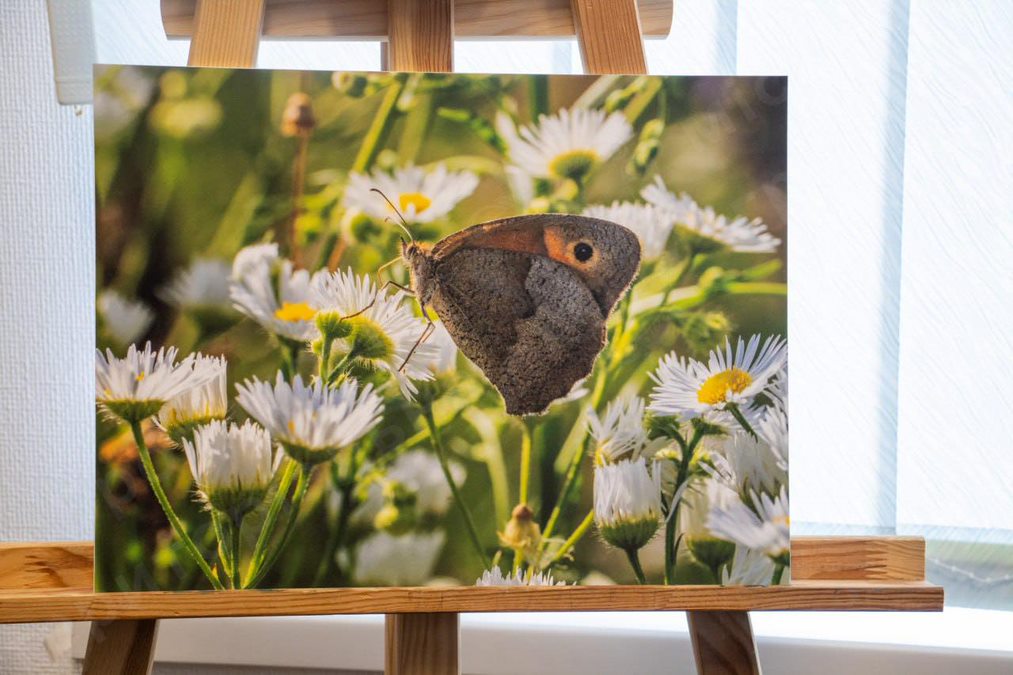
[341,279,415,320]
[398,312,436,373]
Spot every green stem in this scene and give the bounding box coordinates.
[130,421,223,590]
[549,509,594,567]
[245,463,311,589]
[245,459,297,583]
[623,76,663,125]
[279,340,297,380]
[319,337,332,382]
[541,436,588,546]
[772,562,786,586]
[423,407,490,568]
[211,510,231,584]
[625,548,647,584]
[727,403,759,440]
[352,77,405,173]
[229,515,244,589]
[326,351,356,387]
[664,425,704,584]
[518,419,533,506]
[528,76,549,120]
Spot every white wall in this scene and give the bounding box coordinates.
[0,2,94,673]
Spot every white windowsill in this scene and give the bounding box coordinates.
[72,607,1013,674]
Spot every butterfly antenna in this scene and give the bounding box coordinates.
[371,188,414,244]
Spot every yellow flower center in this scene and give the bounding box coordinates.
[697,367,753,405]
[274,301,316,322]
[548,149,600,181]
[135,372,146,382]
[398,192,432,215]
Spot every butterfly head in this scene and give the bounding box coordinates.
[401,239,437,307]
[543,216,642,315]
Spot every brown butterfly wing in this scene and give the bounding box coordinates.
[431,248,605,415]
[429,247,534,377]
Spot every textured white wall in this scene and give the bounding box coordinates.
[0,2,94,673]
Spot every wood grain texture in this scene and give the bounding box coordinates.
[0,541,92,591]
[386,612,459,675]
[161,0,673,39]
[791,536,925,581]
[186,0,266,68]
[82,619,159,675]
[570,0,648,74]
[688,611,760,675]
[386,0,454,72]
[0,538,942,623]
[0,581,942,624]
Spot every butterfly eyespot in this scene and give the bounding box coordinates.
[573,242,594,263]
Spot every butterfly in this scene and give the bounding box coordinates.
[400,213,641,416]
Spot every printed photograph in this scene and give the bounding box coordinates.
[94,67,788,591]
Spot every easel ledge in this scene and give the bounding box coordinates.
[0,537,942,675]
[0,537,941,621]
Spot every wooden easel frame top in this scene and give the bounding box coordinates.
[0,2,941,674]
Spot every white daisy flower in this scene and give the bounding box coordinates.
[311,268,440,399]
[353,531,445,586]
[706,430,787,499]
[722,545,776,586]
[232,242,278,279]
[583,202,675,261]
[756,407,788,474]
[155,354,228,445]
[476,567,566,587]
[182,420,278,518]
[344,164,478,224]
[648,334,787,426]
[642,176,780,253]
[97,289,153,348]
[160,258,232,311]
[354,449,466,525]
[497,108,633,181]
[707,485,789,562]
[96,342,218,423]
[236,373,384,466]
[593,458,662,552]
[229,243,317,342]
[588,395,649,464]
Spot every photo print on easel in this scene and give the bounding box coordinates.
[94,67,787,591]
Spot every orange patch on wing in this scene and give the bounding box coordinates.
[437,221,548,258]
[542,227,572,267]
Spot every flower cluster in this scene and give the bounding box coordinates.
[95,70,788,590]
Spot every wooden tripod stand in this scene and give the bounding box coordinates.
[0,2,942,674]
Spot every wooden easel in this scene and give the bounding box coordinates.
[0,2,942,674]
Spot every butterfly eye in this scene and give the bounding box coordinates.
[573,242,594,263]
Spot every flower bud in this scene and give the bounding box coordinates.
[281,92,315,138]
[498,504,541,558]
[594,459,662,552]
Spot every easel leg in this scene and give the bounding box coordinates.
[82,619,159,675]
[687,611,761,675]
[385,612,459,675]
